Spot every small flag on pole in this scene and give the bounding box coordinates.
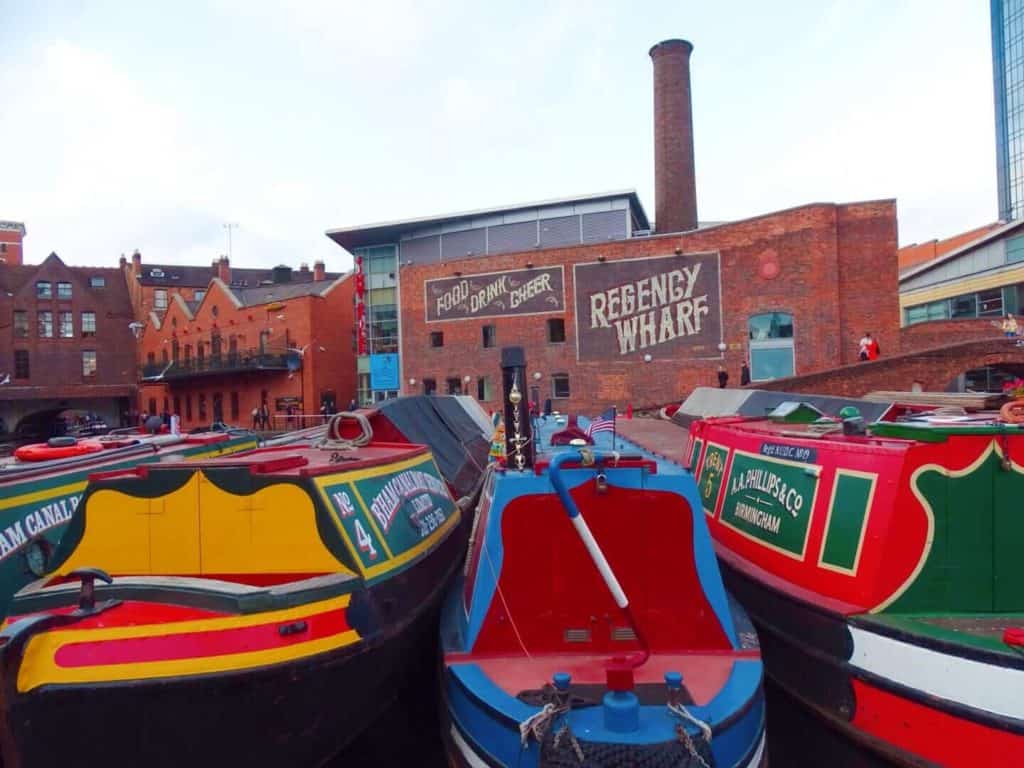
[587,406,616,437]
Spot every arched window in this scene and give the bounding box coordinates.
[748,312,795,381]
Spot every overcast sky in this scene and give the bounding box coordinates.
[0,0,997,273]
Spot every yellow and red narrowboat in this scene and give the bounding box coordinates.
[0,413,473,767]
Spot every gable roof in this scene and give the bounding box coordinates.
[134,263,340,288]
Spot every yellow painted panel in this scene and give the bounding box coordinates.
[900,264,1024,309]
[150,476,201,573]
[58,488,153,575]
[198,478,344,574]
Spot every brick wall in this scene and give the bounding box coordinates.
[0,227,24,266]
[399,200,899,414]
[900,318,1003,352]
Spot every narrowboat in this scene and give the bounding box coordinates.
[442,349,766,768]
[0,408,479,767]
[632,393,1024,767]
[0,429,259,614]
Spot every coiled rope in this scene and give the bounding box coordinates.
[313,411,374,451]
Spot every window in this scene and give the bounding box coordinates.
[147,351,155,366]
[951,295,977,318]
[748,312,795,381]
[430,331,444,348]
[38,310,53,337]
[184,344,192,362]
[59,311,73,338]
[194,290,206,302]
[13,350,29,379]
[148,398,157,416]
[36,281,51,298]
[154,289,168,310]
[198,394,207,421]
[13,311,28,338]
[57,282,72,300]
[446,377,463,395]
[173,396,181,417]
[552,374,570,399]
[81,350,97,377]
[81,311,96,336]
[476,376,493,401]
[422,378,437,395]
[978,288,1004,317]
[0,243,5,253]
[185,395,193,421]
[230,392,239,420]
[547,318,566,343]
[482,325,497,348]
[89,276,106,288]
[162,348,169,364]
[171,339,179,363]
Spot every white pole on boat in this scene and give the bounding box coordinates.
[569,514,627,608]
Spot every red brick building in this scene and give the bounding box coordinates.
[0,251,137,435]
[134,266,356,430]
[0,221,26,266]
[329,38,901,414]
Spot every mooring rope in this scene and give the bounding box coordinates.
[313,411,373,451]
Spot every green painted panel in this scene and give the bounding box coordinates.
[352,457,456,558]
[321,480,387,570]
[697,444,728,514]
[688,438,704,474]
[820,473,873,572]
[994,455,1024,610]
[719,451,819,558]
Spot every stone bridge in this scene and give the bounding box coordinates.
[756,332,1024,397]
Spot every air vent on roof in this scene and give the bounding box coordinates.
[149,268,165,278]
[564,628,591,643]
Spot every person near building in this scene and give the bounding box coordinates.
[260,402,271,431]
[1002,313,1019,339]
[251,406,260,430]
[170,412,181,436]
[868,335,881,361]
[740,361,751,386]
[347,398,357,412]
[717,365,729,388]
[858,332,873,361]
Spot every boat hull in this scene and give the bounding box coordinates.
[0,519,465,768]
[718,553,1024,768]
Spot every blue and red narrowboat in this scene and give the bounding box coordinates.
[0,407,484,767]
[441,348,766,768]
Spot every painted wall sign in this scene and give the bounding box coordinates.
[425,266,564,322]
[319,455,458,578]
[573,253,722,362]
[719,450,820,559]
[369,353,399,391]
[760,442,817,463]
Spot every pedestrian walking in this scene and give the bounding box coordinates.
[260,402,271,430]
[740,361,751,386]
[717,365,729,388]
[251,406,260,430]
[1002,313,1019,339]
[858,332,874,361]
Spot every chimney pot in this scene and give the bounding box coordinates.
[650,38,698,234]
[217,255,231,284]
[132,249,142,267]
[300,262,310,272]
[313,260,326,282]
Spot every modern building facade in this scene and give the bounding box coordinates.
[0,252,137,435]
[993,0,1024,220]
[328,39,900,414]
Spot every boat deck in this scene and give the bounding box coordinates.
[857,612,1024,662]
[612,416,690,467]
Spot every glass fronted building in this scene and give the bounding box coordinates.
[993,0,1024,221]
[351,245,399,405]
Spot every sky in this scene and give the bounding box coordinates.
[0,0,998,274]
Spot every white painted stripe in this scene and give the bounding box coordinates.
[849,626,1024,721]
[740,731,767,768]
[450,724,492,768]
[571,515,628,607]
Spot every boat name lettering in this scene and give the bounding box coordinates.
[729,468,804,517]
[0,494,80,561]
[732,501,781,534]
[760,442,816,463]
[704,447,726,474]
[331,490,356,518]
[369,470,448,533]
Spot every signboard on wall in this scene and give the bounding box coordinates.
[369,353,399,391]
[425,266,564,322]
[573,253,722,362]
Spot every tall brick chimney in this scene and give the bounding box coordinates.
[650,39,698,234]
[217,255,231,283]
[313,260,326,282]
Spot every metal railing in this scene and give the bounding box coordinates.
[139,345,296,381]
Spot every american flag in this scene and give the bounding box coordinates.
[587,407,616,437]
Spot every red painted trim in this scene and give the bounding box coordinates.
[53,607,350,667]
[851,678,1024,766]
[533,457,658,475]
